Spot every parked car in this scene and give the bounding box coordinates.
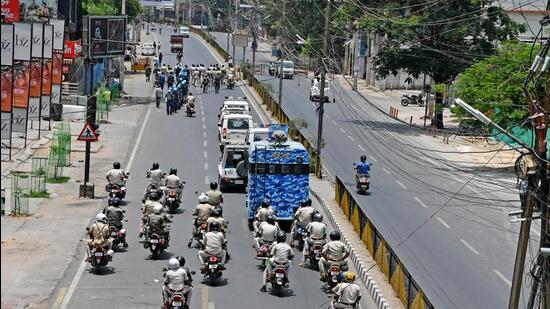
[141,43,155,56]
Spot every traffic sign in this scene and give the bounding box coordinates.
[77,121,99,141]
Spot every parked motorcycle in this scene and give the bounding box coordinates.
[164,189,180,213]
[106,183,127,199]
[203,255,224,285]
[268,265,289,294]
[89,245,112,274]
[401,94,424,107]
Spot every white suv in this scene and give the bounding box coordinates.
[309,78,330,102]
[218,114,253,151]
[218,144,248,191]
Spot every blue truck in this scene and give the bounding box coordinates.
[246,130,310,230]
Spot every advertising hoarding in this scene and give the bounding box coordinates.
[14,22,32,61]
[1,0,20,23]
[31,22,43,58]
[140,0,174,7]
[83,16,127,58]
[49,19,65,51]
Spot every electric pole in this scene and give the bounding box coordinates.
[315,0,331,178]
[251,1,257,79]
[227,0,231,55]
[277,0,285,107]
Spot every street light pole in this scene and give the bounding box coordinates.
[277,0,285,107]
[315,0,331,178]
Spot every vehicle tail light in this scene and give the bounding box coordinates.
[274,267,285,274]
[172,294,183,301]
[223,128,227,139]
[209,256,219,263]
[110,226,117,232]
[330,266,340,272]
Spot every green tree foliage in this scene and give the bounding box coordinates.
[454,42,544,128]
[354,0,526,83]
[82,0,119,16]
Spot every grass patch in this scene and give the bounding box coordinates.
[47,176,70,184]
[25,191,51,198]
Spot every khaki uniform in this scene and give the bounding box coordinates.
[147,169,165,184]
[263,242,293,285]
[194,203,213,225]
[164,175,183,200]
[103,206,124,229]
[303,221,327,254]
[331,282,361,308]
[163,268,192,304]
[290,206,315,243]
[206,216,227,233]
[254,222,278,249]
[205,189,223,206]
[86,222,112,254]
[319,240,349,273]
[106,169,126,186]
[254,207,276,232]
[198,231,226,265]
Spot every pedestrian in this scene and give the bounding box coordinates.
[158,42,162,52]
[202,76,209,93]
[158,72,166,90]
[145,65,152,82]
[154,83,163,109]
[519,179,528,214]
[153,41,157,50]
[159,52,163,66]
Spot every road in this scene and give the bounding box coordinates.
[208,31,541,308]
[51,28,377,309]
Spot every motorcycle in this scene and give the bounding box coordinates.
[106,183,127,199]
[226,74,235,89]
[186,104,195,117]
[323,263,344,289]
[146,232,168,260]
[164,291,187,309]
[306,241,324,270]
[356,174,370,194]
[164,189,180,213]
[293,224,305,250]
[109,224,127,251]
[401,94,424,107]
[89,245,112,274]
[214,80,220,93]
[268,265,289,294]
[203,255,224,284]
[146,183,164,199]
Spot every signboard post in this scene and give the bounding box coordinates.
[77,121,98,198]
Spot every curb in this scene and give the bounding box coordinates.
[310,188,391,309]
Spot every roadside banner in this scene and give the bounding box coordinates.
[41,25,54,120]
[1,0,20,23]
[1,70,13,113]
[1,24,14,66]
[14,22,32,61]
[140,0,174,7]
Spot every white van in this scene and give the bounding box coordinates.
[218,114,253,150]
[275,60,295,79]
[179,26,190,37]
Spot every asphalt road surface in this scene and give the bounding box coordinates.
[208,31,542,309]
[51,28,377,309]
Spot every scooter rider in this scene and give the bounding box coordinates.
[106,161,127,187]
[255,199,276,233]
[187,193,213,247]
[164,168,184,202]
[254,214,279,250]
[144,162,165,202]
[300,212,326,266]
[355,155,371,182]
[103,197,128,247]
[289,198,315,247]
[331,272,361,309]
[205,182,223,206]
[260,231,294,292]
[198,221,227,272]
[163,258,189,307]
[86,213,114,260]
[319,231,350,281]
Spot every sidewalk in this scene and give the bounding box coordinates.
[0,73,153,309]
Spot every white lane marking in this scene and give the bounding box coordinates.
[208,303,215,309]
[382,167,391,175]
[414,196,428,208]
[424,156,441,167]
[202,124,206,130]
[492,269,512,287]
[201,110,205,116]
[358,145,366,151]
[460,238,480,255]
[203,131,207,138]
[395,180,407,190]
[202,116,206,122]
[339,127,346,134]
[348,135,355,141]
[204,163,208,170]
[205,176,210,185]
[203,140,207,147]
[331,119,337,125]
[202,286,209,309]
[436,217,451,229]
[204,151,208,159]
[369,155,377,162]
[60,102,154,309]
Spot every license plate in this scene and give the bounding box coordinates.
[331,271,339,276]
[94,252,103,257]
[314,250,320,254]
[111,232,117,236]
[275,273,284,278]
[209,264,218,269]
[172,301,182,306]
[234,180,243,184]
[150,239,159,243]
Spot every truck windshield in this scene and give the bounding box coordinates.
[224,151,246,168]
[283,61,294,68]
[227,119,249,130]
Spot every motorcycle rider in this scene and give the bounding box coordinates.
[167,72,175,90]
[260,231,294,292]
[187,193,213,247]
[205,182,223,206]
[331,272,361,309]
[164,168,184,202]
[143,162,165,202]
[102,197,128,247]
[254,214,279,250]
[176,51,183,64]
[192,66,200,86]
[202,74,209,93]
[289,198,315,247]
[145,204,172,247]
[254,199,276,233]
[154,83,163,109]
[206,206,227,233]
[300,212,326,266]
[319,231,350,281]
[86,213,114,260]
[198,221,227,272]
[213,73,221,93]
[106,161,127,188]
[355,155,371,183]
[163,258,189,307]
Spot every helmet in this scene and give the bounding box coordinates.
[175,256,186,267]
[266,214,275,225]
[210,182,218,190]
[343,271,356,282]
[329,230,341,241]
[108,197,121,207]
[113,161,121,169]
[198,193,209,203]
[261,198,270,208]
[153,204,163,214]
[169,168,177,175]
[276,231,287,243]
[168,258,180,270]
[189,92,193,95]
[210,220,221,231]
[360,155,366,162]
[212,206,223,217]
[96,213,107,222]
[313,213,323,222]
[301,198,312,207]
[152,162,159,170]
[149,191,160,201]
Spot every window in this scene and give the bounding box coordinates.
[224,151,246,168]
[283,61,294,68]
[227,119,249,130]
[253,132,269,141]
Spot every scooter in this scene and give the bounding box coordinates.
[356,174,370,194]
[401,94,424,107]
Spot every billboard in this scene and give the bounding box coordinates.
[83,16,127,58]
[1,70,13,113]
[140,0,174,7]
[49,19,65,51]
[1,0,20,23]
[19,0,58,22]
[14,22,32,61]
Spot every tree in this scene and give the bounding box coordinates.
[454,42,544,129]
[355,0,526,83]
[82,0,119,16]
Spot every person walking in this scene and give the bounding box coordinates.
[159,52,164,66]
[145,65,152,82]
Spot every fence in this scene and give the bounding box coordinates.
[193,26,436,309]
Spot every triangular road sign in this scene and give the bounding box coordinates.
[77,121,99,141]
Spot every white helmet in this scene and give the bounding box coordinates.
[198,193,209,203]
[96,213,106,222]
[153,204,163,214]
[168,258,180,270]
